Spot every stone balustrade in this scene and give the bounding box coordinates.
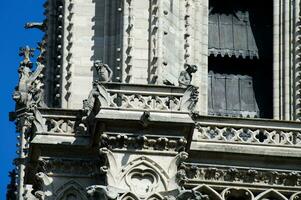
[37,108,87,136]
[194,116,301,147]
[192,116,301,158]
[93,82,197,112]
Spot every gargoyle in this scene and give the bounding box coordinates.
[34,172,53,200]
[83,82,110,120]
[94,60,113,82]
[177,190,209,200]
[178,64,198,87]
[25,22,46,32]
[86,185,121,200]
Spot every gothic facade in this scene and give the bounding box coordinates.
[7,0,301,199]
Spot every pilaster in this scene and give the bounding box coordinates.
[274,0,300,120]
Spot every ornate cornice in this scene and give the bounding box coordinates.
[100,133,187,152]
[37,158,100,177]
[178,163,301,190]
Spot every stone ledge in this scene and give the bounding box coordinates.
[31,134,90,146]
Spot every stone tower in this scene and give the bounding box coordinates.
[8,0,301,199]
[42,0,208,111]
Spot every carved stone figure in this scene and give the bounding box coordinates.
[33,172,53,199]
[180,86,199,112]
[86,185,120,200]
[13,46,46,108]
[178,64,198,87]
[25,22,46,32]
[94,60,113,82]
[177,190,209,200]
[83,83,110,120]
[37,40,46,63]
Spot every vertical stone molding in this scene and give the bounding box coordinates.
[62,0,74,108]
[123,0,134,83]
[294,0,301,120]
[274,0,301,120]
[44,0,65,107]
[148,0,160,84]
[191,0,208,115]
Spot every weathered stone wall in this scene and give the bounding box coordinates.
[44,0,208,114]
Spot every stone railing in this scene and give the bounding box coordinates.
[86,82,198,112]
[34,108,88,136]
[193,116,301,149]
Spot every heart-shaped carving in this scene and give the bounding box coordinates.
[126,169,159,197]
[131,173,155,194]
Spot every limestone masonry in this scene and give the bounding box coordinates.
[7,0,301,199]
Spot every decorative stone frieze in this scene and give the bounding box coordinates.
[100,133,187,152]
[178,163,301,189]
[37,158,100,177]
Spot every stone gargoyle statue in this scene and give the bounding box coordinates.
[94,60,113,82]
[13,46,46,108]
[25,21,46,32]
[178,64,198,87]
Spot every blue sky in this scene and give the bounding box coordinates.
[0,1,44,197]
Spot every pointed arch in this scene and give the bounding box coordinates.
[222,187,254,200]
[290,192,301,200]
[120,192,140,200]
[55,180,88,200]
[193,184,223,200]
[147,193,165,200]
[255,189,288,200]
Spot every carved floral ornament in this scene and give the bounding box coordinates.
[99,133,187,152]
[177,164,301,188]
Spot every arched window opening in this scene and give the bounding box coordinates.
[208,0,273,118]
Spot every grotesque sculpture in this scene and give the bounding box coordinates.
[25,22,46,32]
[178,64,198,87]
[94,60,113,82]
[177,190,209,200]
[13,46,46,108]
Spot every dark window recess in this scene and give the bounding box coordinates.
[209,2,258,59]
[208,71,259,118]
[208,0,273,118]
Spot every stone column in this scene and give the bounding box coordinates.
[294,0,301,120]
[192,0,209,115]
[273,0,299,120]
